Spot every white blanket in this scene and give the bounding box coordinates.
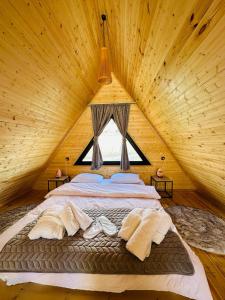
[45,182,161,200]
[0,183,212,300]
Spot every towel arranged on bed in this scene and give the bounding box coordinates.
[28,215,65,240]
[28,203,93,239]
[59,204,80,236]
[118,208,143,241]
[83,216,117,239]
[119,208,172,261]
[126,210,160,261]
[68,202,93,231]
[152,212,173,244]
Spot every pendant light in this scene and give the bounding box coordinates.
[97,14,112,85]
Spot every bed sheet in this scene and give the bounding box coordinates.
[0,193,212,300]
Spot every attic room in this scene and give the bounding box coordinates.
[0,0,224,299]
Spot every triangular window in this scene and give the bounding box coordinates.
[75,119,150,165]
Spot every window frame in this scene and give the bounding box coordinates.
[74,132,151,166]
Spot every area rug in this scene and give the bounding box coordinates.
[166,205,225,255]
[0,204,37,235]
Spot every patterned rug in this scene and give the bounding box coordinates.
[0,204,37,235]
[166,205,225,255]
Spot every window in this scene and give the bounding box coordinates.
[75,119,150,165]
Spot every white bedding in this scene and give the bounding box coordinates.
[101,178,145,185]
[0,183,212,300]
[45,182,160,199]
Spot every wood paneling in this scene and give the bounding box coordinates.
[34,74,194,189]
[1,0,225,207]
[96,0,225,208]
[0,0,101,205]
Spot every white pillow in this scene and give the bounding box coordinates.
[28,215,65,240]
[71,173,103,183]
[111,173,142,184]
[59,205,80,236]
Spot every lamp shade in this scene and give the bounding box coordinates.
[98,47,112,85]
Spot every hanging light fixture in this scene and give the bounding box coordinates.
[97,14,112,85]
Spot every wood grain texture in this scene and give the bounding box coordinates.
[34,74,194,190]
[0,189,224,300]
[100,0,225,207]
[0,0,101,205]
[1,0,225,208]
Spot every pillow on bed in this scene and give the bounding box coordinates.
[28,215,65,240]
[111,173,142,184]
[71,173,103,183]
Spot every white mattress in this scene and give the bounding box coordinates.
[0,192,212,300]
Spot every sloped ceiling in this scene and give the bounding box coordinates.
[0,0,225,207]
[34,74,194,190]
[100,0,225,207]
[0,0,102,204]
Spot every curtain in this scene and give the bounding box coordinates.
[90,104,113,170]
[113,104,131,170]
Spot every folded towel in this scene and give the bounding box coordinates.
[97,216,117,236]
[118,208,143,241]
[152,211,172,244]
[83,220,102,239]
[126,210,160,261]
[59,204,80,236]
[28,215,65,240]
[69,202,93,230]
[42,205,63,217]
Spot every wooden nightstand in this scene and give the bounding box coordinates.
[47,176,70,192]
[151,175,173,198]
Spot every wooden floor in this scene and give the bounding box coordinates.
[0,190,224,300]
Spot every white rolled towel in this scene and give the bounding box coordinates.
[126,210,160,261]
[69,202,93,231]
[118,208,143,241]
[59,204,80,236]
[152,211,172,244]
[42,205,64,217]
[28,215,65,240]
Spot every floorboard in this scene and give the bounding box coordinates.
[0,189,224,300]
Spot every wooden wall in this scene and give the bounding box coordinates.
[0,0,101,205]
[99,0,225,207]
[1,0,224,208]
[34,75,194,190]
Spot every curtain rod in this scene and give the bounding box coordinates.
[88,102,136,106]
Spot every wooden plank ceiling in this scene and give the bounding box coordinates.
[0,0,225,207]
[34,74,194,190]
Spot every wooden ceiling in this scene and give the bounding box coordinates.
[0,0,225,207]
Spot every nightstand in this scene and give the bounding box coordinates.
[48,176,70,192]
[151,175,173,198]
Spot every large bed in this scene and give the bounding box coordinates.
[0,179,212,300]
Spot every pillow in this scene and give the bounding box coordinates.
[71,173,103,183]
[111,173,142,184]
[28,215,65,240]
[101,178,145,185]
[59,205,80,236]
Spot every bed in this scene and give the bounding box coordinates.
[0,178,212,300]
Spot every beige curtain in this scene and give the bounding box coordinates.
[113,104,131,170]
[90,104,113,170]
